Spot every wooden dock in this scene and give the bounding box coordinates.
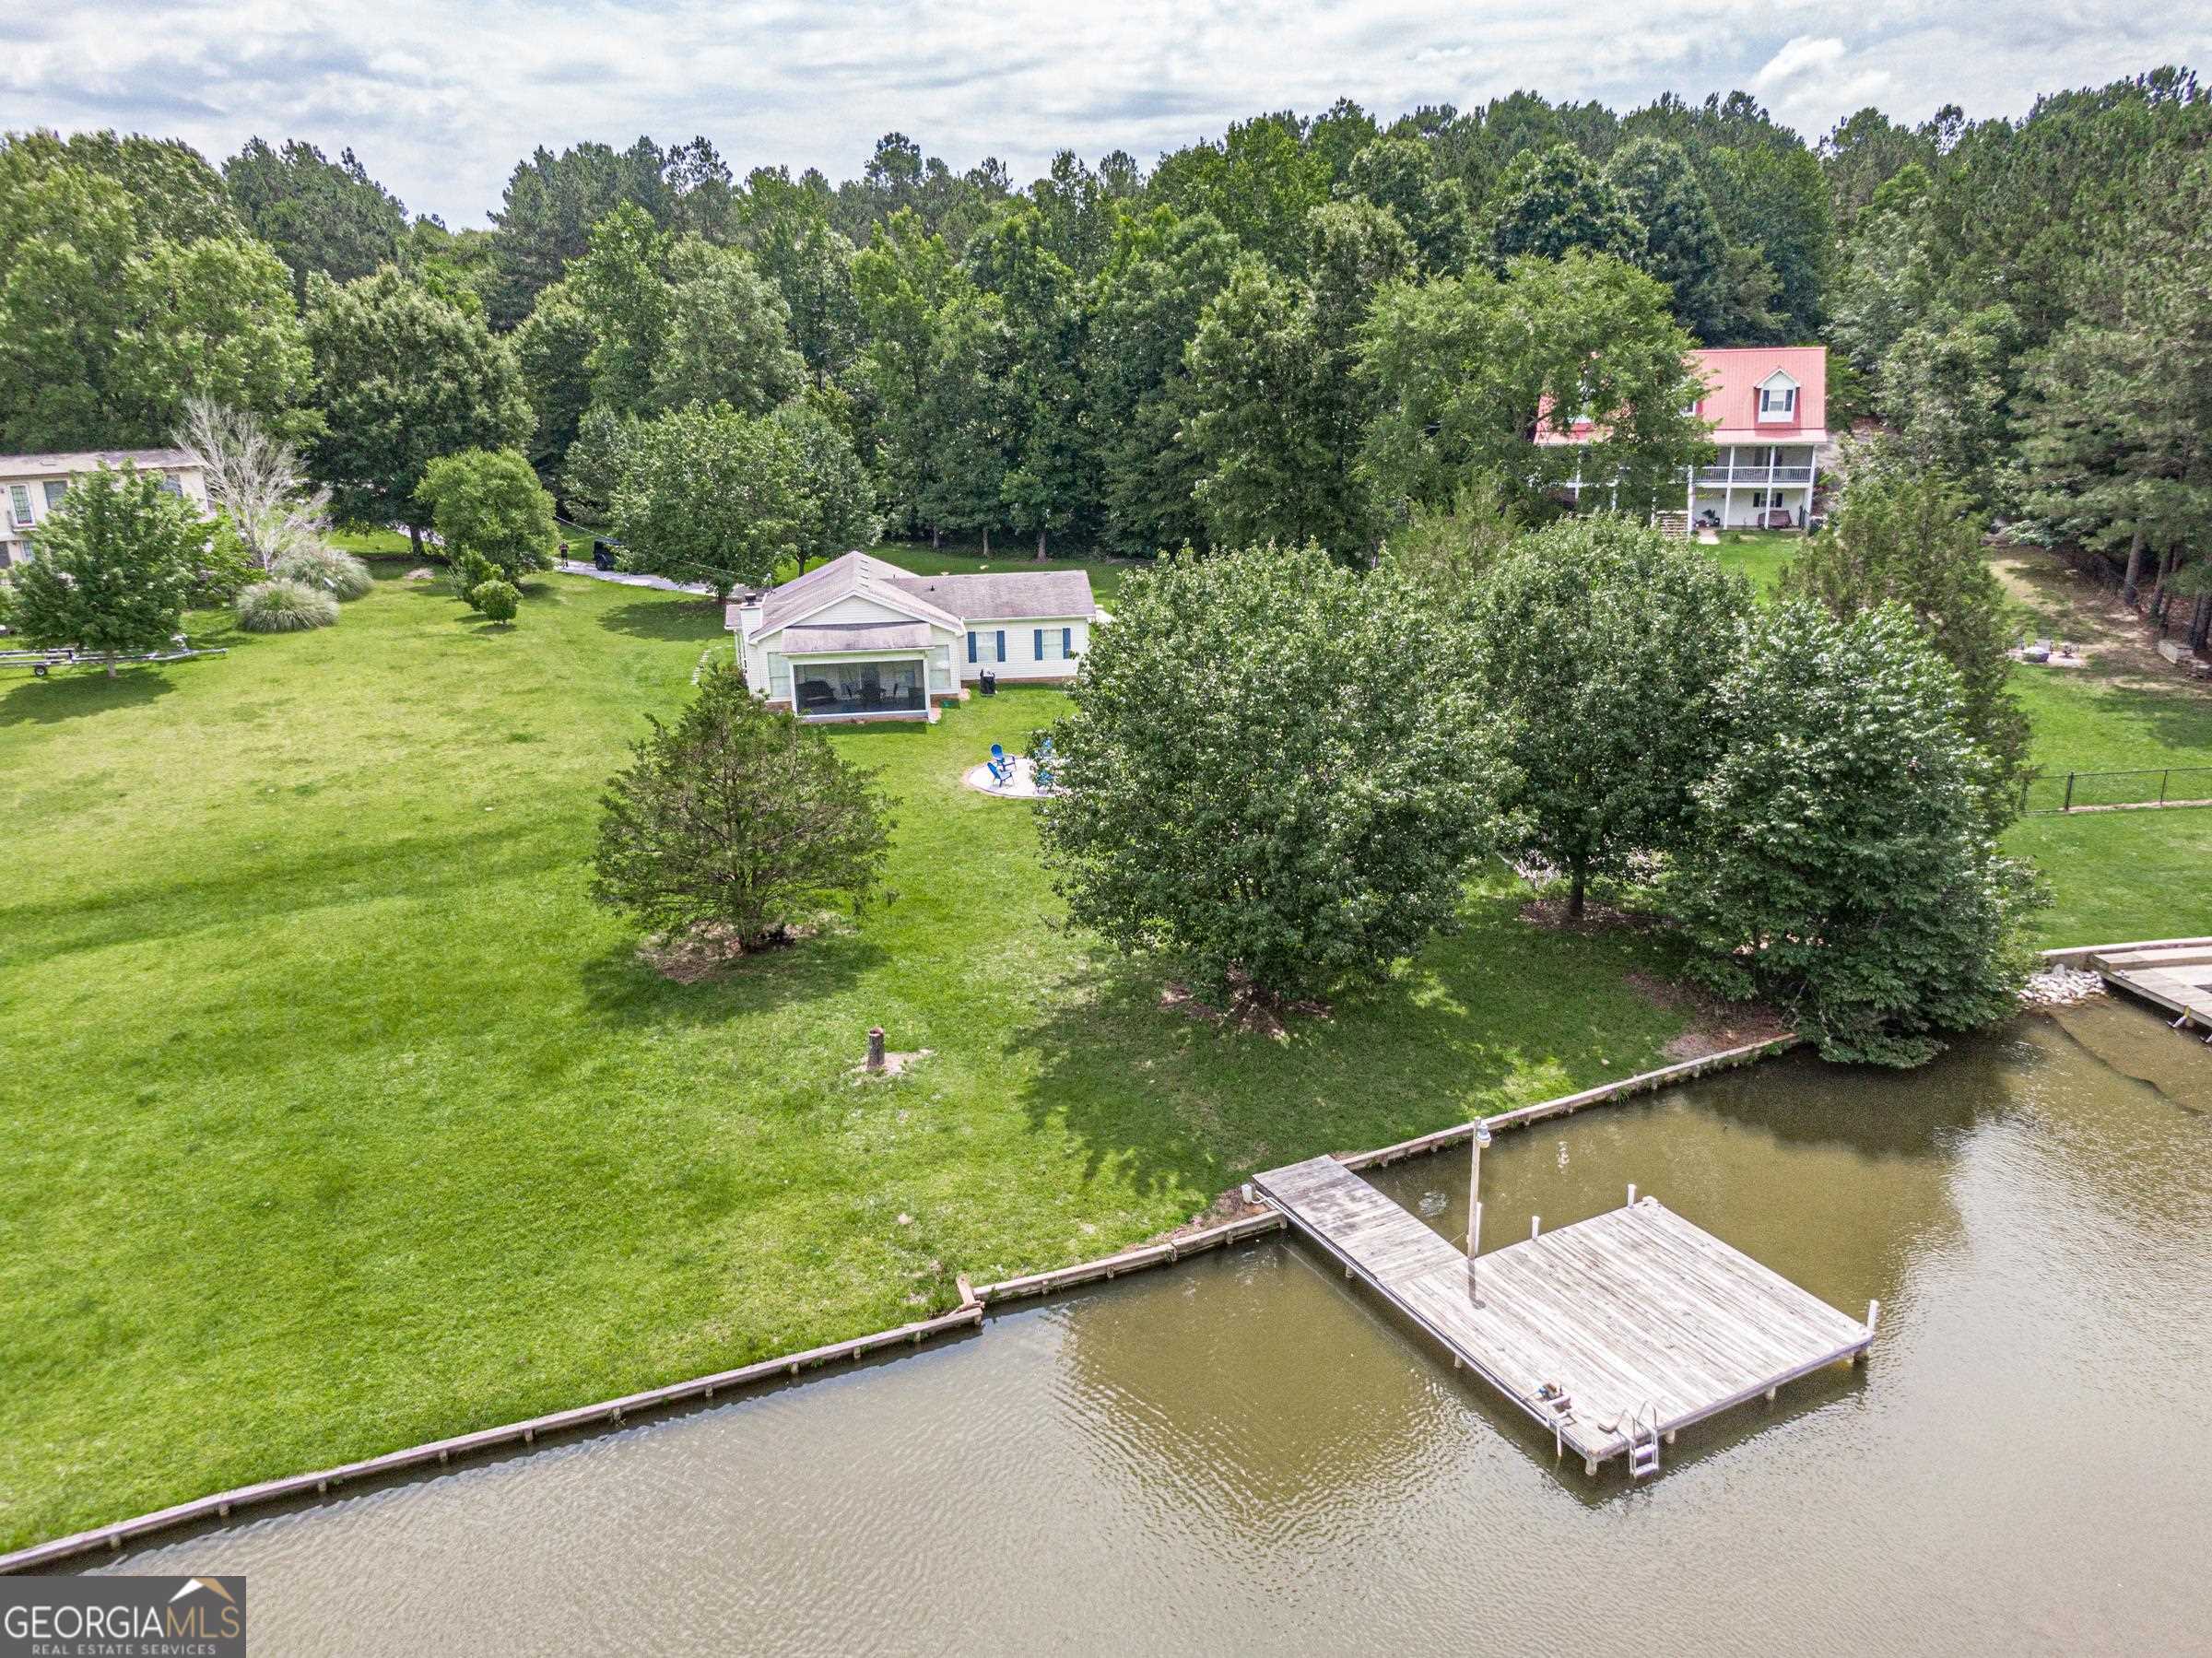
[2090,945,2212,1035]
[1253,1156,1874,1476]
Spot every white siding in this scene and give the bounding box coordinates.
[958,617,1091,682]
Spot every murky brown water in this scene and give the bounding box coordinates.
[78,1001,2212,1654]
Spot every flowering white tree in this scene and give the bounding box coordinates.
[177,397,333,570]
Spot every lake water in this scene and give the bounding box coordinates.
[78,1000,2212,1654]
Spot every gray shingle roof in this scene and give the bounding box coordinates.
[736,549,1099,641]
[888,568,1095,620]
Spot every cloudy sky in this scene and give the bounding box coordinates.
[13,1,2207,224]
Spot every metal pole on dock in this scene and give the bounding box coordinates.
[1467,1120,1492,1297]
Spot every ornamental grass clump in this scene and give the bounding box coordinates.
[270,545,373,600]
[236,577,339,632]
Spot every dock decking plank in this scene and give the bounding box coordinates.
[1252,1155,1872,1471]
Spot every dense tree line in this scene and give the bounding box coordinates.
[1,66,2203,594]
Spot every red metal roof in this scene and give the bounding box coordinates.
[1688,347,1826,441]
[1535,345,1828,446]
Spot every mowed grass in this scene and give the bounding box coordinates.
[1994,552,2212,944]
[0,565,1698,1552]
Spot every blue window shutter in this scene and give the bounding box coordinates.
[1062,627,1071,657]
[966,631,976,664]
[1034,628,1043,660]
[996,629,1006,662]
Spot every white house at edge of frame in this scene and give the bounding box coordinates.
[726,549,1099,723]
[1543,346,1831,530]
[0,448,213,569]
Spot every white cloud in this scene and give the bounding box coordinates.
[1754,35,1850,88]
[6,2,2205,223]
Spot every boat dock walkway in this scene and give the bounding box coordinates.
[2089,945,2212,1035]
[1252,1155,1874,1476]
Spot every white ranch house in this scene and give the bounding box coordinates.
[728,550,1098,723]
[0,447,212,569]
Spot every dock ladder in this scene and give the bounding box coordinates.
[1625,1403,1662,1478]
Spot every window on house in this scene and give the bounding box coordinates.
[156,476,182,497]
[7,486,30,523]
[1758,382,1797,417]
[767,653,791,700]
[1034,628,1072,662]
[41,481,65,510]
[967,629,1004,664]
[928,646,952,691]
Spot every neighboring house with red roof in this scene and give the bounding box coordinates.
[1540,346,1830,529]
[725,549,1098,723]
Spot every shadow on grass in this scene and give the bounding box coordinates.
[595,598,726,643]
[0,667,175,727]
[2,820,554,957]
[1001,892,1695,1202]
[577,925,885,1026]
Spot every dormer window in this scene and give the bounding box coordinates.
[1757,370,1799,421]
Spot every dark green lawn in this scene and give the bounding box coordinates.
[0,565,1697,1552]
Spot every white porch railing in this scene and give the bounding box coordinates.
[1691,465,1814,487]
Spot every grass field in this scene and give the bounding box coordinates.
[1992,550,2212,943]
[0,563,1700,1552]
[1704,527,1801,595]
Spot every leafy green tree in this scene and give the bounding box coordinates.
[1876,303,2021,504]
[1677,603,2045,1066]
[1037,544,1504,1004]
[415,448,558,582]
[512,277,595,492]
[1341,136,1472,274]
[653,238,806,415]
[1086,208,1240,556]
[1358,252,1707,523]
[396,218,502,318]
[571,203,672,417]
[851,210,971,538]
[2018,145,2212,640]
[609,403,798,598]
[559,406,638,529]
[1150,112,1334,268]
[739,170,863,385]
[0,137,309,450]
[1185,263,1361,553]
[1604,136,1730,340]
[965,202,1089,555]
[1818,108,1938,230]
[4,464,203,664]
[302,267,533,551]
[1481,143,1640,265]
[591,663,892,950]
[771,396,880,571]
[467,579,521,624]
[487,135,676,327]
[1827,163,1938,382]
[1465,518,1748,918]
[1781,453,2031,817]
[222,137,407,300]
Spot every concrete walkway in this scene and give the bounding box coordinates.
[557,560,717,596]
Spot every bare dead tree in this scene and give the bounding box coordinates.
[176,397,335,570]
